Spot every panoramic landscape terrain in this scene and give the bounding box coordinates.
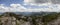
[0,12,60,25]
[0,0,60,25]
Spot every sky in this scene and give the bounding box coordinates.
[0,0,23,5]
[0,0,60,12]
[0,0,47,8]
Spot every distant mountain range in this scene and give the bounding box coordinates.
[11,12,59,16]
[0,12,59,16]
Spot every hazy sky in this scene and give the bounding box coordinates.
[0,0,60,12]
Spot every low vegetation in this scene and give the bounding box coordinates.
[0,12,60,25]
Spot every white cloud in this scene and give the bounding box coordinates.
[24,0,52,7]
[24,0,60,4]
[23,0,60,12]
[24,0,35,3]
[0,4,60,12]
[23,0,60,7]
[0,4,27,12]
[24,0,48,3]
[10,4,28,12]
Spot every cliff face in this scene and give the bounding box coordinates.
[0,12,60,25]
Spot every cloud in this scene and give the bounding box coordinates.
[51,0,60,4]
[0,4,60,12]
[0,4,27,12]
[24,0,48,3]
[10,4,28,12]
[0,4,9,12]
[24,0,34,3]
[27,4,60,12]
[24,0,60,4]
[23,0,60,6]
[23,0,52,6]
[23,0,60,12]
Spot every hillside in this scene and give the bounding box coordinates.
[0,12,60,25]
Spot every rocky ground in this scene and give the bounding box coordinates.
[0,12,60,25]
